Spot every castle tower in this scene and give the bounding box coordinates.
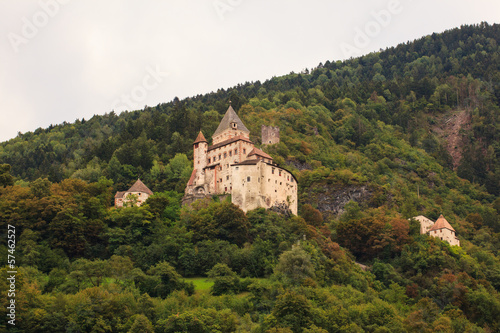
[193,131,208,171]
[261,125,280,145]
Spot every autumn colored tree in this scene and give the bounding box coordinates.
[301,204,324,227]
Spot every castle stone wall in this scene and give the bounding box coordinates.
[261,125,280,145]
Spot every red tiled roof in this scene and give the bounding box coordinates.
[248,147,272,160]
[193,131,207,144]
[429,215,455,232]
[128,179,153,195]
[115,191,126,199]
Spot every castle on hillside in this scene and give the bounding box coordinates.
[183,105,298,214]
[115,179,153,207]
[413,214,460,246]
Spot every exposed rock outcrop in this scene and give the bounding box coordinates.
[304,184,374,219]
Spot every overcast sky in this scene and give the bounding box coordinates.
[0,0,498,143]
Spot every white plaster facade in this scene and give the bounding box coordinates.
[413,215,435,234]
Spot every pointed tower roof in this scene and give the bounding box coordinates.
[429,215,455,232]
[213,105,249,137]
[128,179,153,195]
[193,131,207,144]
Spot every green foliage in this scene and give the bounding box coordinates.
[0,163,14,187]
[182,200,250,246]
[274,247,315,285]
[270,291,312,332]
[208,263,240,295]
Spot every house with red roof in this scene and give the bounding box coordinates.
[115,179,153,207]
[413,214,460,246]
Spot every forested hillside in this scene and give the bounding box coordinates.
[1,23,500,332]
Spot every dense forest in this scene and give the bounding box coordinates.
[0,23,499,332]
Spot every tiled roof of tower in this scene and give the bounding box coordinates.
[247,148,272,160]
[128,179,153,195]
[213,105,249,137]
[193,131,207,144]
[429,215,455,232]
[115,191,126,199]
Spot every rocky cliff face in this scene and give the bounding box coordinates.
[304,184,374,219]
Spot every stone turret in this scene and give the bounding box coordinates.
[261,125,280,145]
[193,131,208,171]
[185,131,209,198]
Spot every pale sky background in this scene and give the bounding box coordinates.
[0,0,498,143]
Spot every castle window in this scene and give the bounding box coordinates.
[280,182,282,185]
[194,143,199,149]
[235,149,238,154]
[229,151,232,157]
[219,154,221,160]
[272,168,275,174]
[226,176,229,180]
[279,170,282,176]
[247,176,251,182]
[208,158,211,163]
[243,148,246,154]
[235,167,239,170]
[224,152,227,158]
[225,187,227,192]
